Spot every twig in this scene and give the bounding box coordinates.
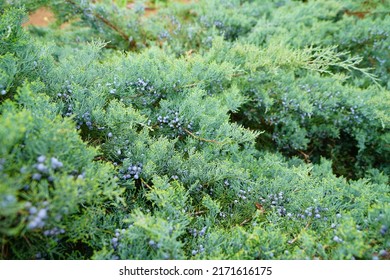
[141,178,152,190]
[298,150,311,163]
[232,72,246,77]
[65,0,136,50]
[240,218,251,226]
[23,235,32,248]
[190,210,206,216]
[1,236,7,259]
[181,83,199,88]
[288,221,311,244]
[93,13,135,49]
[183,128,223,144]
[93,155,107,161]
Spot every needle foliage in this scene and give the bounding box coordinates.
[0,0,389,260]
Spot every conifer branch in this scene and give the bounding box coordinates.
[239,218,251,226]
[288,221,311,245]
[141,178,152,190]
[23,236,32,248]
[64,0,136,50]
[298,150,311,163]
[182,82,199,88]
[183,128,223,144]
[190,210,206,216]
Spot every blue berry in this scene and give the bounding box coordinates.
[379,250,387,257]
[333,236,343,243]
[199,227,207,237]
[36,163,48,173]
[51,157,63,169]
[29,206,38,215]
[32,173,42,181]
[37,208,48,219]
[380,225,388,236]
[37,155,46,163]
[111,237,119,249]
[27,220,38,229]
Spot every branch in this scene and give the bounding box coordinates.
[240,218,251,226]
[189,210,206,216]
[141,178,152,190]
[93,13,134,47]
[65,0,136,50]
[297,150,311,163]
[288,221,311,245]
[183,128,223,144]
[181,82,199,89]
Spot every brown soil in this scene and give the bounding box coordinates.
[23,1,195,28]
[23,7,55,27]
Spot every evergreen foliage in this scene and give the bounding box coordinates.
[0,0,389,260]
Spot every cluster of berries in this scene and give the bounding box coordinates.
[57,82,72,101]
[127,78,163,106]
[59,81,73,117]
[157,110,194,138]
[32,155,63,181]
[148,240,162,250]
[191,244,205,256]
[25,201,49,230]
[106,76,121,95]
[236,188,252,202]
[259,192,289,217]
[158,30,171,40]
[296,206,329,221]
[76,111,93,130]
[189,226,207,238]
[43,227,65,237]
[259,193,331,221]
[111,228,126,250]
[119,162,143,180]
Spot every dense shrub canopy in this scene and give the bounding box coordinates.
[0,0,389,260]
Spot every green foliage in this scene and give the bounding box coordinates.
[0,0,389,260]
[0,84,124,259]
